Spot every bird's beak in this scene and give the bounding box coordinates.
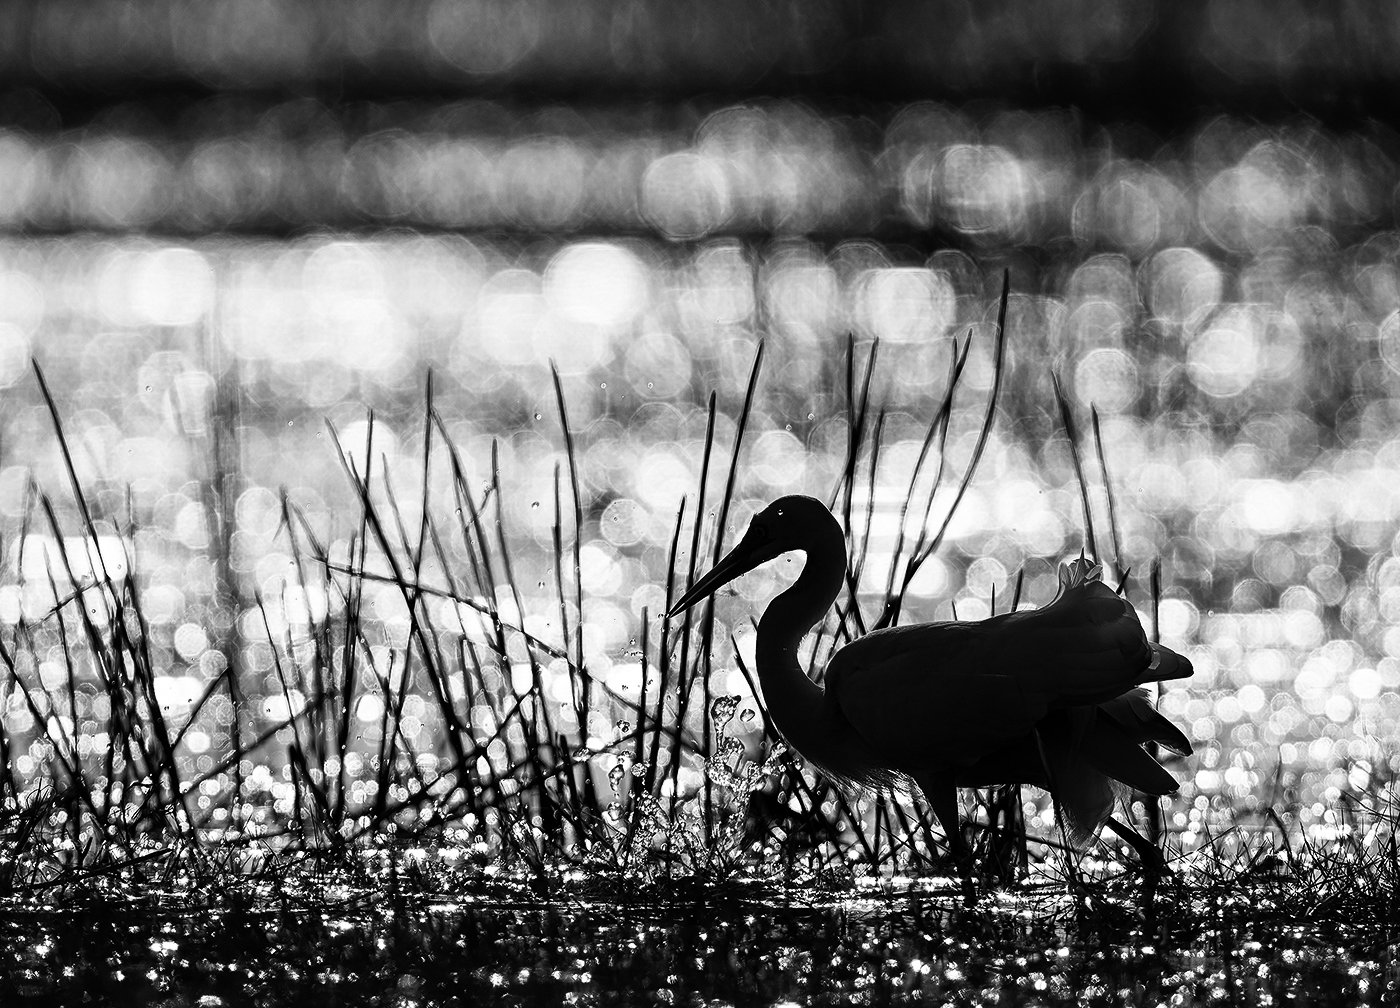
[665,536,772,619]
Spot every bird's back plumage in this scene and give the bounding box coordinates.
[823,573,1193,841]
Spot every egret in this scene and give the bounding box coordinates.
[667,494,1193,872]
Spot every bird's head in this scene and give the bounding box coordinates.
[666,495,832,618]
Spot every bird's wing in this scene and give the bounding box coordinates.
[826,580,1172,769]
[826,621,1048,768]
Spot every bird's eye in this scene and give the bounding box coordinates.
[752,525,767,540]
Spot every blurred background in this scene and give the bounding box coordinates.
[5,0,1400,826]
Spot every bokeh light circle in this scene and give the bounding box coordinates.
[545,242,648,328]
[1187,306,1261,397]
[1073,347,1139,412]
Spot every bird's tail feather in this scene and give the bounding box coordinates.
[1039,698,1190,845]
[1078,707,1180,795]
[1038,720,1115,847]
[1144,643,1193,683]
[1044,744,1114,847]
[1098,688,1192,756]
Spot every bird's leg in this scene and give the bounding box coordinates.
[915,770,973,893]
[1104,816,1166,870]
[1104,814,1168,907]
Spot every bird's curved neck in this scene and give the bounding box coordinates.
[755,512,846,753]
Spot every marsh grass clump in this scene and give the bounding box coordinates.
[0,272,1397,981]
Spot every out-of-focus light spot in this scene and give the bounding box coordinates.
[629,582,667,619]
[0,270,44,334]
[600,498,649,548]
[579,542,624,595]
[370,585,411,634]
[1307,564,1346,605]
[475,268,545,366]
[130,248,215,326]
[537,662,570,704]
[1073,347,1138,412]
[263,690,306,722]
[690,243,754,324]
[356,694,385,723]
[174,501,210,549]
[1280,583,1320,612]
[1349,763,1372,791]
[904,556,950,598]
[0,323,30,388]
[545,243,648,328]
[937,145,1030,237]
[282,585,327,625]
[940,487,987,541]
[1067,299,1128,348]
[641,152,731,240]
[0,132,39,224]
[624,332,692,399]
[1283,609,1324,649]
[1158,598,1199,638]
[304,242,407,373]
[500,139,589,230]
[173,622,209,661]
[1378,310,1400,375]
[69,137,172,228]
[97,250,143,326]
[854,268,956,343]
[605,663,645,695]
[749,430,806,488]
[767,262,841,339]
[1199,163,1299,253]
[583,603,627,656]
[234,486,285,538]
[1237,683,1267,714]
[113,436,182,484]
[153,675,202,713]
[427,0,542,75]
[963,556,1008,599]
[951,594,991,622]
[1240,480,1297,534]
[1253,539,1297,585]
[1187,305,1261,397]
[1350,666,1382,700]
[1245,648,1290,683]
[1072,162,1185,255]
[12,534,128,583]
[142,584,184,626]
[533,316,612,375]
[1324,694,1354,723]
[632,448,691,510]
[1143,247,1222,325]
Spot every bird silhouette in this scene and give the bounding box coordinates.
[667,494,1193,871]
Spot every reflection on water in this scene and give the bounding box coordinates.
[3,237,1399,839]
[0,878,1377,1005]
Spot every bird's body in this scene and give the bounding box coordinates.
[669,494,1193,858]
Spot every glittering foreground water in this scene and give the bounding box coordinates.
[2,880,1389,1006]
